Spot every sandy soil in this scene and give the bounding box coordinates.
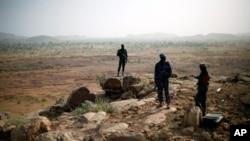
[0,45,249,118]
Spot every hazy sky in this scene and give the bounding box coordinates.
[0,0,250,37]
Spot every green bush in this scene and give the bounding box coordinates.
[92,98,114,113]
[4,116,27,127]
[71,98,114,115]
[55,96,65,105]
[71,102,92,115]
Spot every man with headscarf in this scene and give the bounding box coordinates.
[117,44,128,76]
[193,64,210,115]
[154,53,172,109]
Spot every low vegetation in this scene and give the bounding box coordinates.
[71,98,114,115]
[3,115,27,127]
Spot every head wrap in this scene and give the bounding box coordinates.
[159,53,166,59]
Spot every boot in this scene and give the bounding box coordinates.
[157,102,163,108]
[166,102,170,109]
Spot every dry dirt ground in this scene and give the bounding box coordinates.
[0,45,249,120]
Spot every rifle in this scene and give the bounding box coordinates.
[154,84,157,91]
[193,95,205,114]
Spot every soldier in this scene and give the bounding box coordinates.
[192,64,210,115]
[117,44,128,76]
[154,53,172,109]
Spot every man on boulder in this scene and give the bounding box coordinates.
[117,44,128,76]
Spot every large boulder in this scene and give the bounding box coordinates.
[123,74,149,94]
[182,105,202,128]
[101,77,123,89]
[66,86,96,110]
[100,74,150,99]
[11,116,51,141]
[100,77,123,97]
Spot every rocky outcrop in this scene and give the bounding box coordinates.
[213,73,250,83]
[2,73,248,141]
[100,74,151,99]
[100,77,123,95]
[234,73,250,82]
[123,75,150,94]
[110,98,155,112]
[11,116,51,141]
[34,131,85,141]
[66,86,96,110]
[182,105,202,128]
[99,123,129,135]
[82,111,107,124]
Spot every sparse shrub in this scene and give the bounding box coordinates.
[71,98,114,115]
[41,98,47,102]
[71,102,92,115]
[92,97,114,113]
[4,115,27,127]
[55,96,65,105]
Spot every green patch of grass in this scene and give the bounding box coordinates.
[4,116,27,127]
[55,96,65,105]
[92,98,114,113]
[71,102,92,115]
[41,98,47,102]
[71,98,114,115]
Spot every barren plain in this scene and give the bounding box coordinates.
[0,41,249,118]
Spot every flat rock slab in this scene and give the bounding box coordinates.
[144,106,176,124]
[99,123,129,135]
[110,98,155,112]
[34,131,85,141]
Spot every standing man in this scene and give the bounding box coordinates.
[117,44,128,76]
[154,53,172,109]
[193,64,210,115]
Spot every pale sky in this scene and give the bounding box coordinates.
[0,0,250,37]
